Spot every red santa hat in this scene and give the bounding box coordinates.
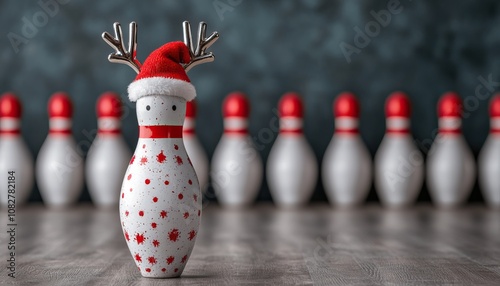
[127,41,196,102]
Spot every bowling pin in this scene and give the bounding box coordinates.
[374,92,424,207]
[322,92,372,207]
[0,93,34,207]
[86,92,132,207]
[427,92,476,207]
[103,21,218,277]
[478,94,500,208]
[267,92,317,207]
[211,92,263,207]
[183,100,209,192]
[36,92,84,207]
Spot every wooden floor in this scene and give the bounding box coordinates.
[1,203,500,285]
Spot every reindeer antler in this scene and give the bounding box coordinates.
[102,22,142,74]
[182,21,219,72]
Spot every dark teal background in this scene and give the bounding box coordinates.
[1,0,499,203]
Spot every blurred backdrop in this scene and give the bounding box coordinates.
[1,0,499,203]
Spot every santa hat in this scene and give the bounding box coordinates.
[127,41,196,102]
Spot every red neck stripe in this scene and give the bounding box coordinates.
[139,125,182,139]
[183,129,195,135]
[98,129,121,135]
[224,129,248,135]
[387,129,410,134]
[491,129,500,134]
[335,128,358,134]
[439,129,461,135]
[49,129,71,135]
[0,130,20,135]
[280,129,302,134]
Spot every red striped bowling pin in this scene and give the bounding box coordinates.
[322,92,372,207]
[478,94,500,208]
[36,92,84,207]
[0,93,34,206]
[267,93,317,207]
[86,92,131,207]
[183,100,209,192]
[427,92,476,207]
[211,92,263,207]
[374,92,424,207]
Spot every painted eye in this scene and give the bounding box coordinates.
[172,105,177,111]
[146,105,151,111]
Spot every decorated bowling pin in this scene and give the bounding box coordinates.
[183,100,209,192]
[374,92,424,207]
[211,92,263,207]
[427,92,476,207]
[267,93,317,207]
[102,21,218,277]
[86,92,132,207]
[0,93,34,206]
[478,94,500,208]
[36,92,84,207]
[322,92,372,207]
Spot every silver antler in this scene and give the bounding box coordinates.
[182,21,219,72]
[102,22,142,73]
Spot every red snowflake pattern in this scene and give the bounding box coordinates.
[157,150,167,163]
[168,229,180,242]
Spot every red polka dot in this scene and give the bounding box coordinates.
[151,222,157,228]
[174,144,179,150]
[142,144,146,149]
[188,179,192,185]
[174,268,178,273]
[161,268,166,272]
[145,179,150,185]
[178,193,184,200]
[153,197,158,203]
[129,188,133,192]
[164,180,169,185]
[198,210,201,216]
[139,210,144,216]
[121,193,124,198]
[125,210,129,217]
[127,174,132,180]
[183,212,189,219]
[145,268,151,273]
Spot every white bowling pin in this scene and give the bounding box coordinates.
[86,92,131,207]
[322,92,372,207]
[0,93,34,207]
[375,92,424,207]
[211,92,263,207]
[427,92,476,207]
[478,94,500,208]
[267,92,317,207]
[110,40,207,277]
[183,100,209,192]
[36,92,84,207]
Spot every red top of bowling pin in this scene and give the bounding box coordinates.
[97,92,122,118]
[438,92,462,134]
[0,92,22,119]
[385,91,411,134]
[223,92,249,135]
[279,92,303,134]
[49,92,73,118]
[489,94,500,134]
[334,92,359,134]
[223,92,249,118]
[97,92,123,135]
[186,100,196,119]
[0,93,22,135]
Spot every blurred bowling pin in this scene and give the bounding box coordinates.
[36,92,84,207]
[267,93,318,207]
[322,92,372,207]
[86,92,131,207]
[211,92,263,207]
[183,100,209,192]
[427,92,476,207]
[478,94,500,208]
[374,92,424,207]
[0,93,34,206]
